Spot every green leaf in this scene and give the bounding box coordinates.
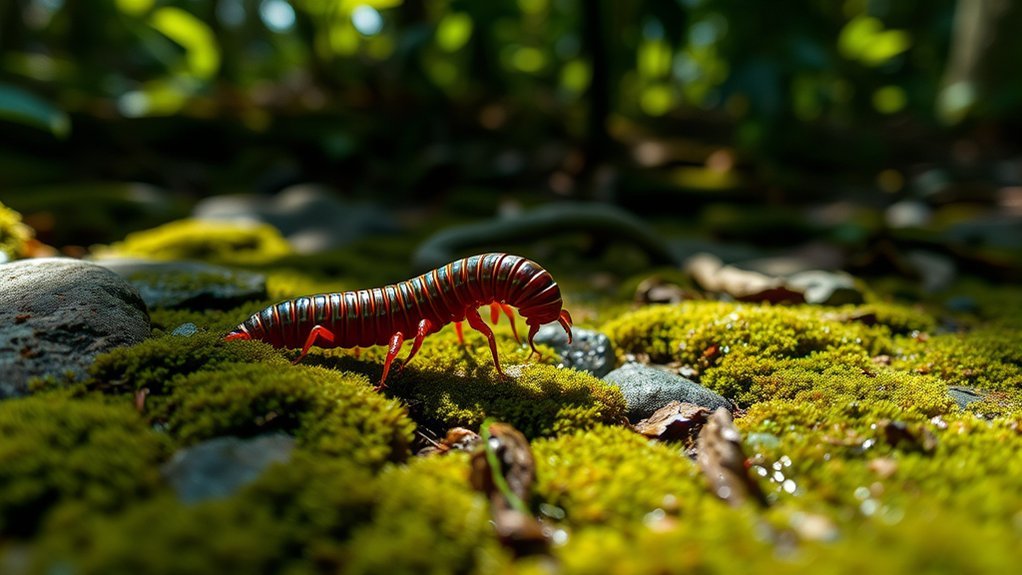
[149,7,220,79]
[0,83,70,138]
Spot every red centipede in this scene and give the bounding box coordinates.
[224,253,573,390]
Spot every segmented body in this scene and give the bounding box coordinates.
[225,253,573,389]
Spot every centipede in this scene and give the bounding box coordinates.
[224,253,573,390]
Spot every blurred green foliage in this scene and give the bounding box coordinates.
[2,0,1019,196]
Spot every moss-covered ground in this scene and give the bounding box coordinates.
[2,215,1020,574]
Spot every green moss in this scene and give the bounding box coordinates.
[148,363,415,467]
[98,218,292,265]
[0,200,33,261]
[0,394,168,537]
[84,331,287,396]
[32,495,300,575]
[513,501,1020,575]
[532,425,708,531]
[738,399,1022,524]
[891,326,1022,392]
[603,302,890,367]
[700,350,955,414]
[602,301,956,411]
[32,453,503,575]
[300,323,624,439]
[345,454,507,575]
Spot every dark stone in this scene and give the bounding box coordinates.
[0,258,150,398]
[602,362,732,422]
[161,434,295,504]
[171,322,199,337]
[948,386,986,409]
[95,258,266,310]
[533,324,616,378]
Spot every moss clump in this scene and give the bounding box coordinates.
[98,218,292,265]
[700,350,955,414]
[148,363,415,467]
[32,452,503,575]
[393,362,625,439]
[603,302,890,367]
[345,454,507,575]
[32,495,299,575]
[532,424,708,531]
[0,394,168,537]
[892,326,1022,392]
[302,323,625,439]
[513,500,1020,575]
[738,399,1022,524]
[0,200,33,261]
[83,331,287,396]
[602,301,958,410]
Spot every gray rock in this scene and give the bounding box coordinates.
[948,386,986,410]
[0,258,150,398]
[785,270,863,305]
[95,258,266,310]
[602,363,732,422]
[193,184,398,254]
[533,324,616,378]
[161,434,295,504]
[171,322,199,337]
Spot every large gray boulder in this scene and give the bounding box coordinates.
[0,258,150,398]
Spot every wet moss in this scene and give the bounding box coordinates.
[738,399,1022,525]
[0,200,33,261]
[98,218,292,265]
[149,363,415,468]
[0,394,168,537]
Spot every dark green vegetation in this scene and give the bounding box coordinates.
[3,1,1022,573]
[0,213,1018,574]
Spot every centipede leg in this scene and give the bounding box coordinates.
[398,318,432,372]
[500,303,521,343]
[527,323,542,361]
[454,321,465,345]
[465,306,505,377]
[490,302,501,324]
[294,325,336,365]
[377,332,405,391]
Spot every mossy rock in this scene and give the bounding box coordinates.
[0,200,33,262]
[0,394,168,537]
[97,218,292,265]
[148,363,415,468]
